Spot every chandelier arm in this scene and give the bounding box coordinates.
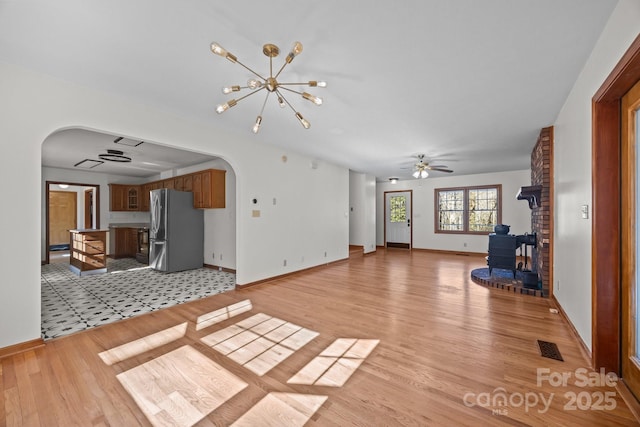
[258,91,270,116]
[274,61,290,79]
[278,86,304,96]
[234,59,267,81]
[278,82,313,86]
[234,86,266,103]
[275,89,297,114]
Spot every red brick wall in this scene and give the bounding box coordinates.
[530,127,552,295]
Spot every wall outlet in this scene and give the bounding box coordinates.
[463,242,467,247]
[220,253,223,260]
[556,280,560,291]
[212,252,215,259]
[324,251,327,257]
[283,259,287,267]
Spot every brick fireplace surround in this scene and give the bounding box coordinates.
[530,126,553,296]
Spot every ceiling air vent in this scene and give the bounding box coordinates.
[99,149,132,163]
[74,159,104,169]
[114,136,144,147]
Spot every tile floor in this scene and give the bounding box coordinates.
[41,257,236,339]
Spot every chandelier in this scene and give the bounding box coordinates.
[210,41,326,133]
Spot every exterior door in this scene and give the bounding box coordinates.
[622,78,640,399]
[49,191,77,246]
[385,191,412,249]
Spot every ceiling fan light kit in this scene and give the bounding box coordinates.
[411,154,454,179]
[210,41,326,133]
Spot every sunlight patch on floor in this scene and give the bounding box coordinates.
[230,392,327,427]
[288,338,379,387]
[195,299,252,331]
[201,313,318,376]
[117,345,247,427]
[98,322,188,365]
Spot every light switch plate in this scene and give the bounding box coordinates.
[581,204,589,219]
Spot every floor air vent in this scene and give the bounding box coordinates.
[537,340,563,361]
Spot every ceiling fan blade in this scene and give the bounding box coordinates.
[427,167,454,173]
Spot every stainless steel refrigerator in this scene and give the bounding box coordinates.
[149,188,204,272]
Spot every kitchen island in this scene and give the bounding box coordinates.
[69,229,109,276]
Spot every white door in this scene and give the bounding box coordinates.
[385,191,412,249]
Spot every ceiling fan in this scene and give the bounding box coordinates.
[412,154,453,178]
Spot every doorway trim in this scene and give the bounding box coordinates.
[383,189,413,249]
[592,33,640,374]
[45,181,100,265]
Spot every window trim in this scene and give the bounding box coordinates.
[434,184,502,235]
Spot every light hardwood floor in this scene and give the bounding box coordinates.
[2,250,638,426]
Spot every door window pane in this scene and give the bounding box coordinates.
[390,196,407,223]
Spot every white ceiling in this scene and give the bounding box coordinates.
[0,0,618,180]
[42,129,218,178]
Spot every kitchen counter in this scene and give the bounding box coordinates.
[108,223,150,229]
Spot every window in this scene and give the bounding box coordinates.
[390,195,407,222]
[435,185,501,234]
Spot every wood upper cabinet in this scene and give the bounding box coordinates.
[140,183,153,212]
[191,169,225,209]
[110,169,225,211]
[174,176,184,191]
[109,184,141,211]
[183,174,193,192]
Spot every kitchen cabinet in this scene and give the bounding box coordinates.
[69,229,107,275]
[109,184,141,211]
[113,227,139,258]
[109,168,225,211]
[140,183,153,212]
[192,169,225,208]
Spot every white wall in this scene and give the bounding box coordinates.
[553,0,640,351]
[0,62,349,349]
[376,169,532,253]
[349,171,377,254]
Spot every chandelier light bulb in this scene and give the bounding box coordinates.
[309,81,327,88]
[247,79,263,89]
[295,112,310,129]
[210,42,227,57]
[278,96,286,108]
[421,170,429,179]
[302,92,323,106]
[222,85,240,94]
[215,99,237,114]
[286,41,304,63]
[252,116,262,134]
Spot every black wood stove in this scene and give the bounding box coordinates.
[487,224,538,287]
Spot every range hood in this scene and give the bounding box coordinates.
[516,185,542,209]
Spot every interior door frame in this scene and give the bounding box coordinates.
[592,33,640,374]
[621,78,640,398]
[45,181,100,265]
[383,189,413,249]
[84,188,94,229]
